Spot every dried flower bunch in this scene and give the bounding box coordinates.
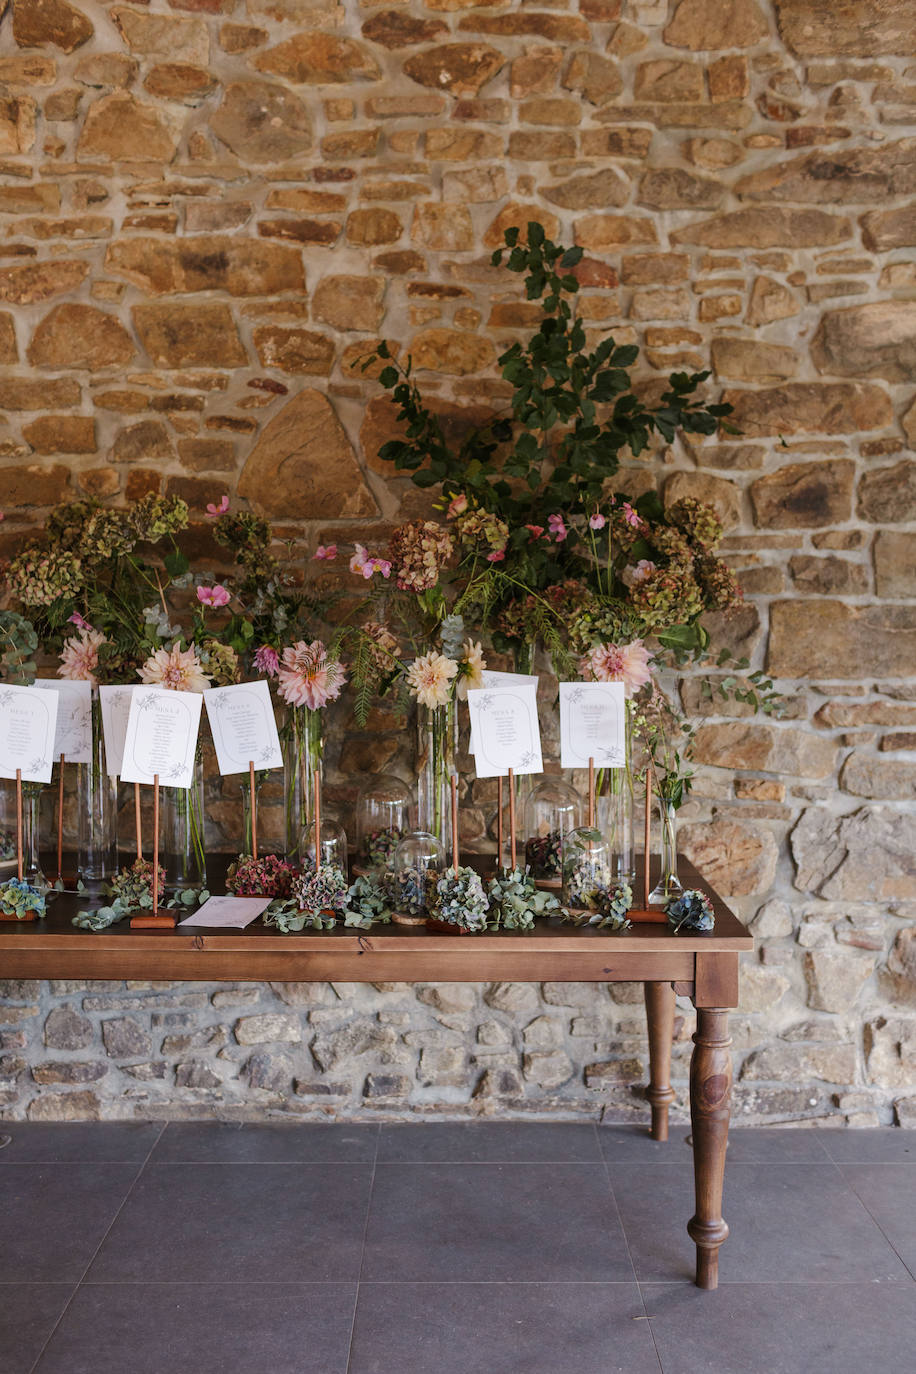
[431,864,490,932]
[226,854,299,899]
[666,889,715,934]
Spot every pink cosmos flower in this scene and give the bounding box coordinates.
[205,495,230,517]
[589,512,606,531]
[277,640,347,710]
[313,544,337,561]
[626,559,657,587]
[486,549,505,562]
[68,611,92,631]
[548,513,567,542]
[446,493,468,520]
[349,544,391,579]
[196,584,230,608]
[525,524,545,540]
[621,502,640,529]
[58,628,106,687]
[253,645,280,678]
[579,640,652,696]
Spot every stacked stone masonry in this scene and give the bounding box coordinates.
[0,0,915,1127]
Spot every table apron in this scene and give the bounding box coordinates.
[0,946,699,985]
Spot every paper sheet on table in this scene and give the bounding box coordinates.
[178,895,273,928]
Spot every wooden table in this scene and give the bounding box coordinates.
[0,858,752,1289]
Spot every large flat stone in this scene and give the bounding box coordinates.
[210,81,312,162]
[133,302,247,368]
[0,259,88,305]
[775,0,916,56]
[811,301,916,384]
[692,722,837,779]
[77,91,182,162]
[27,303,135,370]
[238,388,378,519]
[769,601,916,678]
[874,531,916,598]
[858,461,916,523]
[750,459,854,528]
[736,140,916,203]
[724,383,893,436]
[665,0,768,48]
[672,207,852,249]
[105,237,304,297]
[679,816,778,897]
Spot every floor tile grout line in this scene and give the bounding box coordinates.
[602,1135,665,1373]
[26,1121,167,1374]
[831,1162,916,1282]
[345,1147,379,1374]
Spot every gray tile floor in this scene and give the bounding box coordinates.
[1,1122,915,1374]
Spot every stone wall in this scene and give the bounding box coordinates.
[1,0,915,1126]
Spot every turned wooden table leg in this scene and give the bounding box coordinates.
[644,981,676,1142]
[688,1006,732,1290]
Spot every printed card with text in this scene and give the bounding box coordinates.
[120,687,203,790]
[466,683,543,779]
[0,684,59,784]
[204,681,282,776]
[468,669,538,755]
[559,681,626,769]
[98,685,136,778]
[34,679,93,764]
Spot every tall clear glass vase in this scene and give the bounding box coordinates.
[597,705,634,884]
[160,751,206,889]
[281,705,322,861]
[22,782,48,893]
[77,689,118,883]
[416,701,455,846]
[648,799,683,906]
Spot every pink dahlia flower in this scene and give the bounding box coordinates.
[277,640,347,710]
[579,640,652,696]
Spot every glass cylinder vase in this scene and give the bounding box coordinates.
[77,689,118,883]
[595,701,635,884]
[21,782,48,894]
[160,752,206,890]
[648,799,683,906]
[416,701,455,847]
[281,705,323,862]
[239,772,267,856]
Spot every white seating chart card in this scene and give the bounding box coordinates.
[467,683,543,780]
[0,684,59,784]
[34,679,93,765]
[203,681,282,776]
[559,682,626,769]
[120,687,203,790]
[468,669,538,755]
[98,685,136,778]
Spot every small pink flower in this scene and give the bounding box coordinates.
[486,549,505,562]
[622,502,640,529]
[68,612,92,631]
[197,584,230,608]
[525,524,545,541]
[350,544,390,579]
[627,559,656,587]
[206,495,230,517]
[253,645,280,678]
[313,544,337,561]
[446,493,468,520]
[589,512,606,531]
[0,511,5,521]
[548,513,567,542]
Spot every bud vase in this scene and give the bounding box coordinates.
[596,705,635,884]
[76,689,118,883]
[160,751,206,889]
[22,782,48,894]
[240,772,266,856]
[648,799,683,905]
[416,701,455,846]
[281,705,322,861]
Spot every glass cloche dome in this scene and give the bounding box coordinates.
[389,830,445,924]
[522,778,584,885]
[562,826,613,911]
[300,816,349,882]
[354,774,412,873]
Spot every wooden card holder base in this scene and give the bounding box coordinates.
[130,912,177,929]
[0,911,37,922]
[628,906,668,924]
